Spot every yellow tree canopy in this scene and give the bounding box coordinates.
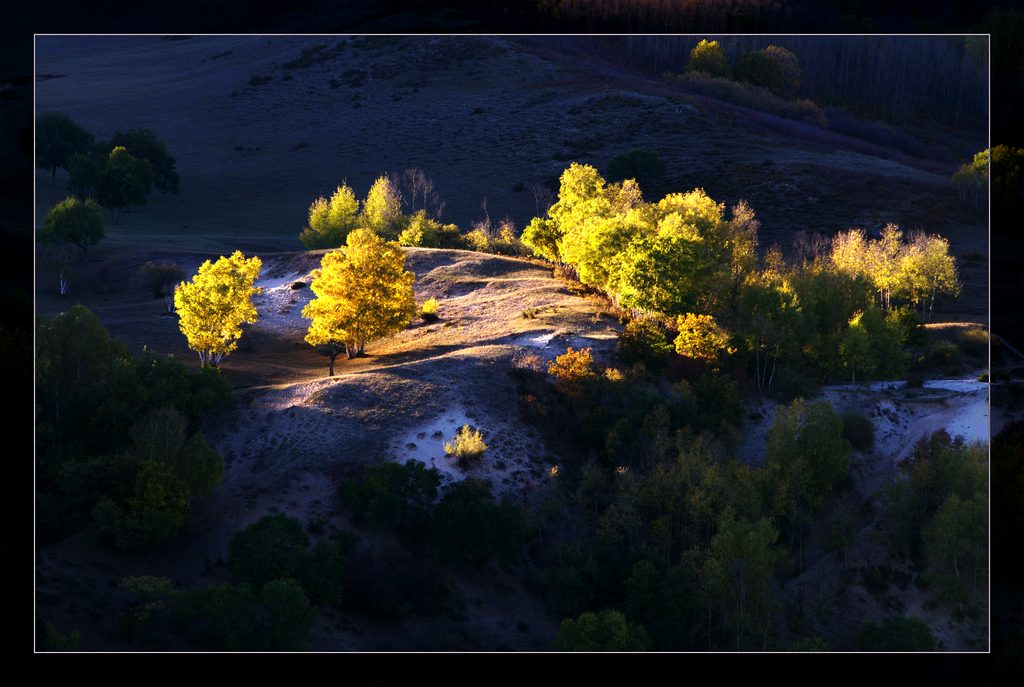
[674,313,734,364]
[360,175,404,238]
[174,250,262,366]
[302,228,415,374]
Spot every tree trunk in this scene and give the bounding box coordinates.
[328,353,337,376]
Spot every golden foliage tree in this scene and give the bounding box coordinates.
[360,175,404,239]
[174,251,262,366]
[548,346,597,393]
[302,228,416,375]
[299,183,360,249]
[674,313,734,364]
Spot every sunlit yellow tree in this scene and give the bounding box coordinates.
[302,228,415,375]
[360,175,404,238]
[674,312,734,365]
[174,251,262,366]
[299,183,360,249]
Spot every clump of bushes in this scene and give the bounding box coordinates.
[842,410,876,452]
[670,71,827,127]
[140,261,184,312]
[420,297,440,322]
[616,318,673,371]
[548,346,597,388]
[928,340,962,375]
[956,328,988,358]
[855,617,936,651]
[445,424,488,464]
[429,478,527,566]
[340,459,441,533]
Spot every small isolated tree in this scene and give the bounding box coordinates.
[299,183,360,248]
[140,261,185,312]
[36,112,94,180]
[302,228,415,373]
[41,196,105,257]
[360,175,404,238]
[687,39,731,78]
[109,129,179,193]
[174,250,262,366]
[95,146,155,223]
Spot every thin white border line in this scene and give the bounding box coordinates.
[32,32,992,655]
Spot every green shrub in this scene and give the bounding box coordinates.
[842,411,876,452]
[228,513,311,588]
[956,328,988,358]
[298,539,345,606]
[671,71,826,127]
[928,340,962,375]
[398,209,442,247]
[139,261,184,299]
[431,478,527,566]
[340,459,441,532]
[552,610,651,651]
[172,582,260,650]
[789,637,830,651]
[887,305,926,347]
[616,318,673,371]
[260,578,315,650]
[856,616,936,651]
[736,50,785,95]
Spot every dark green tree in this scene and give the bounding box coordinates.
[36,112,93,179]
[95,146,155,223]
[687,39,731,78]
[260,578,316,651]
[552,609,650,651]
[431,478,527,566]
[340,459,441,533]
[228,513,311,588]
[40,196,105,257]
[299,539,345,606]
[173,582,260,650]
[109,128,179,193]
[735,50,785,95]
[856,617,936,651]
